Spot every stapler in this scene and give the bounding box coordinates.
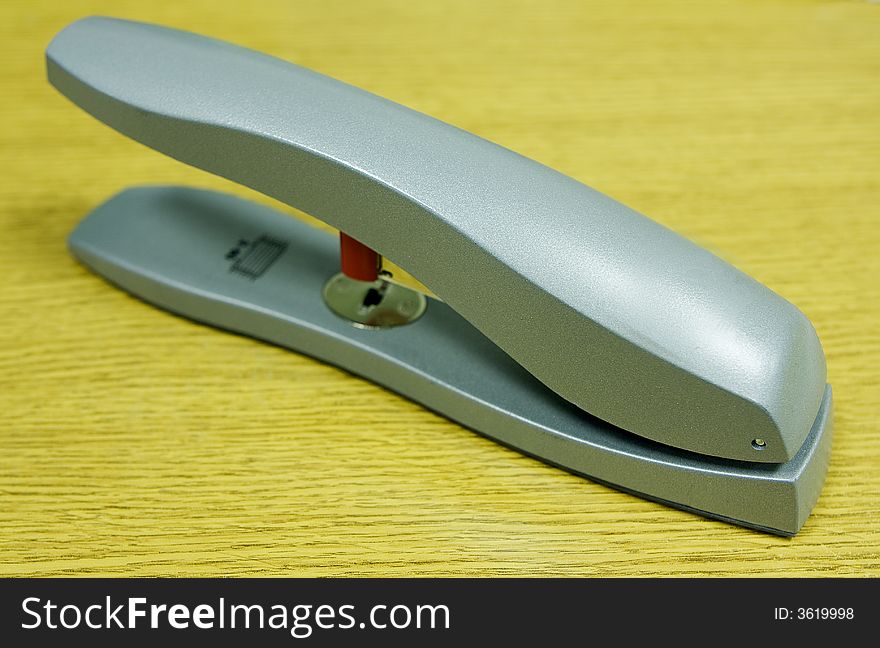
[46,17,832,535]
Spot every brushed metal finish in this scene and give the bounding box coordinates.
[45,17,828,463]
[67,186,832,534]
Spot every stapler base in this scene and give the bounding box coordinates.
[68,186,833,535]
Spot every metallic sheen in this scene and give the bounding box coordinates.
[323,273,427,329]
[46,17,829,462]
[68,186,833,535]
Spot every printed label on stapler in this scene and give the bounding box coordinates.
[225,235,288,279]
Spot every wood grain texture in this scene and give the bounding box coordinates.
[1,0,878,577]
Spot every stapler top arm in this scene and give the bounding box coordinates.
[46,16,827,464]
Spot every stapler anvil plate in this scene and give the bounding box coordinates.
[46,17,832,535]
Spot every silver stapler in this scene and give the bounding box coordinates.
[46,17,832,535]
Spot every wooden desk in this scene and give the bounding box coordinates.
[2,0,878,576]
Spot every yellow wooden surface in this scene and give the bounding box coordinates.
[1,0,879,577]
